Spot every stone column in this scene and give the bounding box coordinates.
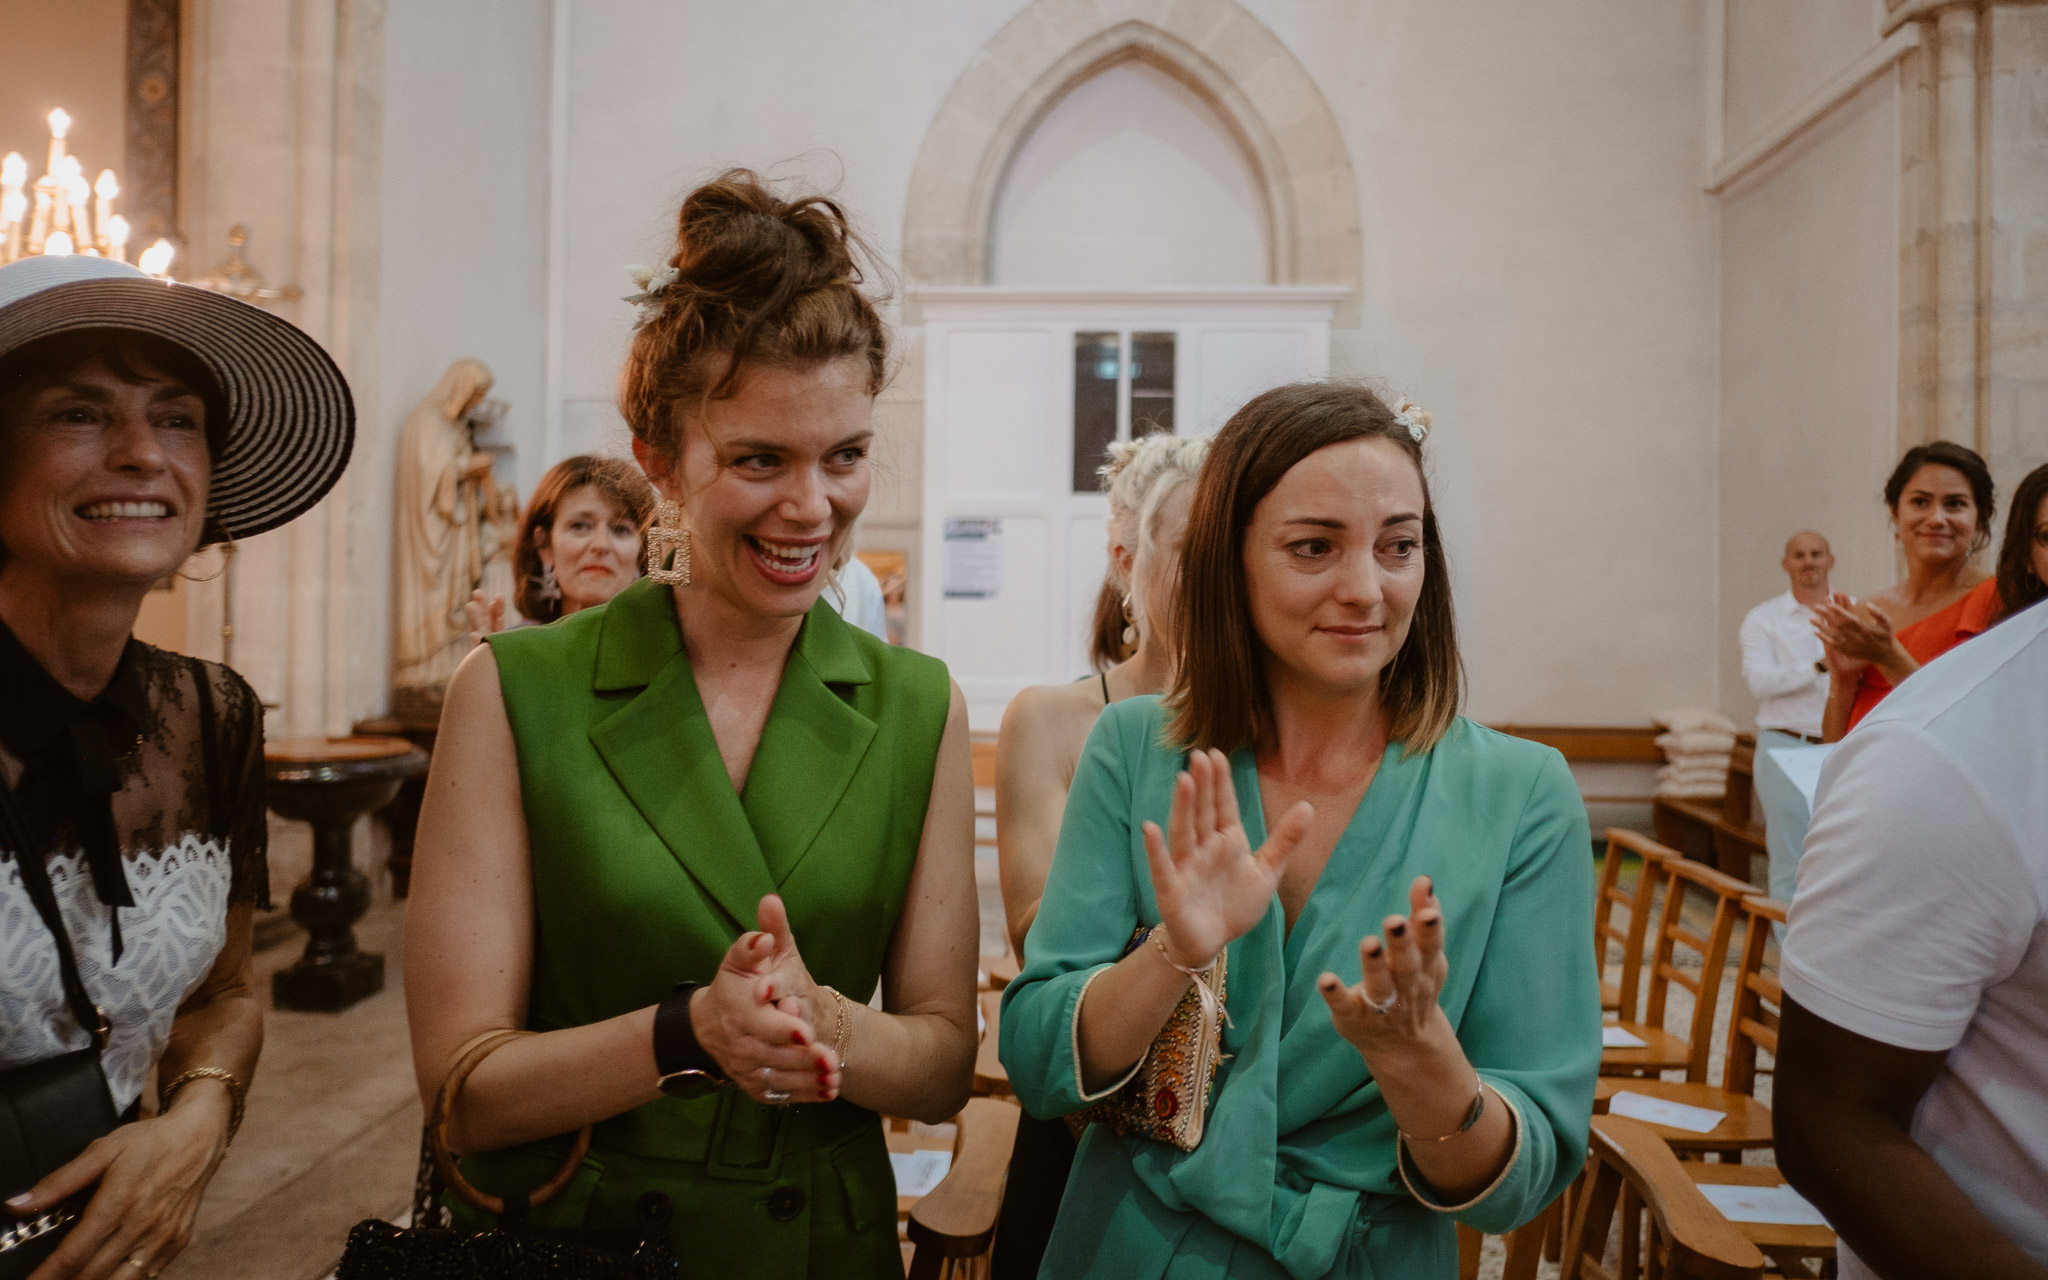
[178,0,387,738]
[1892,0,2048,496]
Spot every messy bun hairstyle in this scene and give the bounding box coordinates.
[618,169,889,464]
[1086,432,1211,670]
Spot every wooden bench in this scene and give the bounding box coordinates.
[1651,735,1766,887]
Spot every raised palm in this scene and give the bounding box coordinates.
[1141,748,1313,968]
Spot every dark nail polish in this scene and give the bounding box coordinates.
[1365,941,1382,956]
[1389,921,1407,938]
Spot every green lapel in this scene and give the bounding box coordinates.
[586,579,777,933]
[740,602,878,885]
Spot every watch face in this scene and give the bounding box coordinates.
[657,1069,725,1100]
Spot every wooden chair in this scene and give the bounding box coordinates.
[1560,1115,1766,1280]
[973,989,1011,1099]
[1602,853,1752,1080]
[1595,830,1674,1015]
[1593,896,1783,1154]
[902,1096,1024,1279]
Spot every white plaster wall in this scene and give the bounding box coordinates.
[991,59,1269,287]
[1242,0,1723,722]
[542,0,1724,725]
[1724,0,1881,148]
[363,0,553,720]
[1716,38,1901,729]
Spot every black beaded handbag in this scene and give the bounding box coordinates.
[0,783,121,1280]
[334,1030,676,1280]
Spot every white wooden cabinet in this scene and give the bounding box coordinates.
[916,287,1347,731]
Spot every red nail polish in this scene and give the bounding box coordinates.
[792,1029,809,1046]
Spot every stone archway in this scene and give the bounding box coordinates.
[901,0,1361,297]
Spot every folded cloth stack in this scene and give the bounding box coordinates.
[1652,708,1739,800]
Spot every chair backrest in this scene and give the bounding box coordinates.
[906,1096,1022,1278]
[1722,895,1786,1098]
[1596,830,1677,1020]
[1642,856,1753,1083]
[1562,1115,1766,1280]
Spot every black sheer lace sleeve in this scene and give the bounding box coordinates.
[204,662,270,910]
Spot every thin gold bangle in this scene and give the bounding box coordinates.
[823,986,855,1071]
[159,1067,246,1147]
[1400,1081,1488,1144]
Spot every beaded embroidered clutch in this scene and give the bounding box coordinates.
[1074,926,1228,1151]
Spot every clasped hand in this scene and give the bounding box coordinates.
[691,894,842,1105]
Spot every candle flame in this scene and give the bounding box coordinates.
[65,172,90,206]
[95,169,118,199]
[138,238,175,276]
[0,153,23,188]
[44,230,75,256]
[47,109,71,140]
[106,214,129,246]
[2,191,25,224]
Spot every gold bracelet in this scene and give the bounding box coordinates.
[1400,1082,1488,1144]
[822,986,855,1071]
[159,1067,246,1147]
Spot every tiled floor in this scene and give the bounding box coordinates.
[164,901,421,1280]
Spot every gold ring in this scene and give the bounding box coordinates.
[126,1258,157,1278]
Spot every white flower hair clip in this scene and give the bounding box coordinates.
[1393,397,1433,444]
[623,263,681,328]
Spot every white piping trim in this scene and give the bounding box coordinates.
[1398,1083,1524,1213]
[1706,25,1921,195]
[1071,965,1149,1104]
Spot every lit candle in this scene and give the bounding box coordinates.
[45,109,69,179]
[44,230,75,256]
[137,238,175,277]
[63,162,92,250]
[0,152,23,192]
[105,214,129,263]
[2,191,24,263]
[93,170,117,253]
[29,185,52,253]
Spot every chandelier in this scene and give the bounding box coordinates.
[1,109,176,274]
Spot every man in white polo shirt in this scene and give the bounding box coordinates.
[1776,598,2048,1279]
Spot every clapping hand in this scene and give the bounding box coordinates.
[1318,876,1453,1062]
[465,590,506,647]
[694,895,841,1105]
[1140,749,1313,970]
[1811,592,1898,674]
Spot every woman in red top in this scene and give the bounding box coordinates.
[1815,441,1998,741]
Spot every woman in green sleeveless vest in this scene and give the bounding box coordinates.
[404,171,979,1277]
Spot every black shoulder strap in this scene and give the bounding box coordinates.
[0,781,107,1047]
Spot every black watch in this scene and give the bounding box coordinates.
[653,981,729,1098]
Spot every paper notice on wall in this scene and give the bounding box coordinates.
[1696,1182,1829,1226]
[890,1149,953,1197]
[943,518,1003,599]
[1607,1090,1725,1133]
[1602,1026,1647,1048]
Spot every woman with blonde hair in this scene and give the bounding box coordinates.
[991,429,1207,1279]
[1001,382,1598,1279]
[405,170,977,1275]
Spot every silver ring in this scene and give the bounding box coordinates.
[1365,992,1398,1015]
[763,1088,792,1105]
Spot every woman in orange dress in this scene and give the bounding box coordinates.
[1815,441,1999,741]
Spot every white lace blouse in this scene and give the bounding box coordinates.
[0,637,267,1112]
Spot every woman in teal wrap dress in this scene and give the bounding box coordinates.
[1000,383,1600,1280]
[404,173,978,1277]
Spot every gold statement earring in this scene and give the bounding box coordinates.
[1121,594,1138,647]
[644,500,692,586]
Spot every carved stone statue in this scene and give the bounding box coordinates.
[391,359,517,720]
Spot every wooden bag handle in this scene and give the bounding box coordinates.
[429,1029,593,1216]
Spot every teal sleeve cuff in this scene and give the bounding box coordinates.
[1395,1077,1561,1235]
[1000,961,1128,1118]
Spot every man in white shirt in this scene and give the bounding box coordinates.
[1746,530,1838,911]
[1740,530,1834,739]
[1776,599,2048,1280]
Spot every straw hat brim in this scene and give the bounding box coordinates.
[0,273,355,541]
